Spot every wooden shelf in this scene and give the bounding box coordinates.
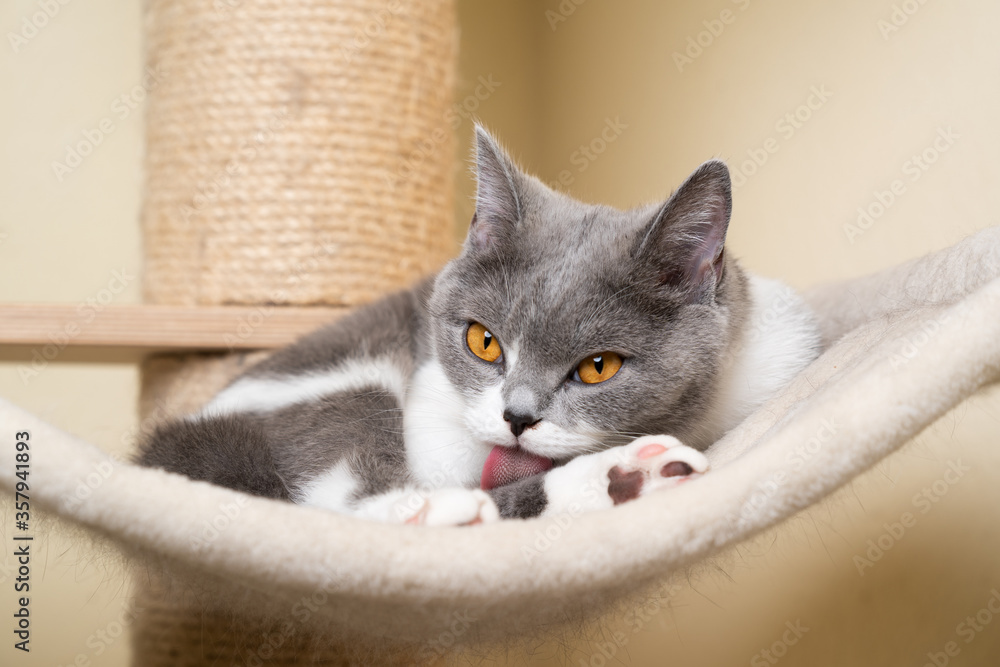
[0,303,344,352]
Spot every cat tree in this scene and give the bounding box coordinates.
[136,0,456,662]
[1,0,1000,664]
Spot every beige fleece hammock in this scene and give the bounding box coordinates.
[2,0,999,663]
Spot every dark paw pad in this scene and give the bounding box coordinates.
[660,461,694,478]
[608,466,644,505]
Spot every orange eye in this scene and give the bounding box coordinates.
[576,352,623,384]
[467,322,502,363]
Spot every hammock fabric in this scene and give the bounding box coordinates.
[2,226,998,652]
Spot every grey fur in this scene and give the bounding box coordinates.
[138,125,753,519]
[138,415,290,500]
[489,475,548,519]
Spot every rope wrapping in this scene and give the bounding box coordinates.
[142,0,457,307]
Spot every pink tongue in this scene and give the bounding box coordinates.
[481,445,553,490]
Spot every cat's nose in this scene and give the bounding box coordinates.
[503,410,540,437]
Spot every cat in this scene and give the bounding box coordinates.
[137,125,821,526]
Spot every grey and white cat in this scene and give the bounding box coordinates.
[138,126,821,526]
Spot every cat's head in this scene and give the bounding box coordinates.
[429,125,747,467]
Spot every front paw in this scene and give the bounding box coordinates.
[603,435,708,505]
[544,435,709,514]
[402,488,500,527]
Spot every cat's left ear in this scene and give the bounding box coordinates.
[633,159,732,300]
[466,124,525,252]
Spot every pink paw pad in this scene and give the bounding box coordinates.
[637,443,668,459]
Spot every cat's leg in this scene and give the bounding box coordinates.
[542,435,708,515]
[359,487,499,526]
[304,483,500,526]
[489,436,708,519]
[303,435,702,523]
[136,414,291,500]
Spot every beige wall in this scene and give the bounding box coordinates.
[2,0,999,665]
[1,0,143,665]
[453,0,545,234]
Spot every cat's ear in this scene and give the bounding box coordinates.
[633,160,732,299]
[466,125,524,251]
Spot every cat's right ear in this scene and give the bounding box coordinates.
[632,159,733,301]
[466,125,524,251]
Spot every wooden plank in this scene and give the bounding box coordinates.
[0,303,344,351]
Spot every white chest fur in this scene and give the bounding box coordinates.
[403,360,488,489]
[704,274,821,441]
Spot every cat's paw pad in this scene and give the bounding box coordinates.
[404,488,500,527]
[604,435,709,505]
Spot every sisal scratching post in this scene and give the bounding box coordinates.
[134,0,458,663]
[142,0,457,308]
